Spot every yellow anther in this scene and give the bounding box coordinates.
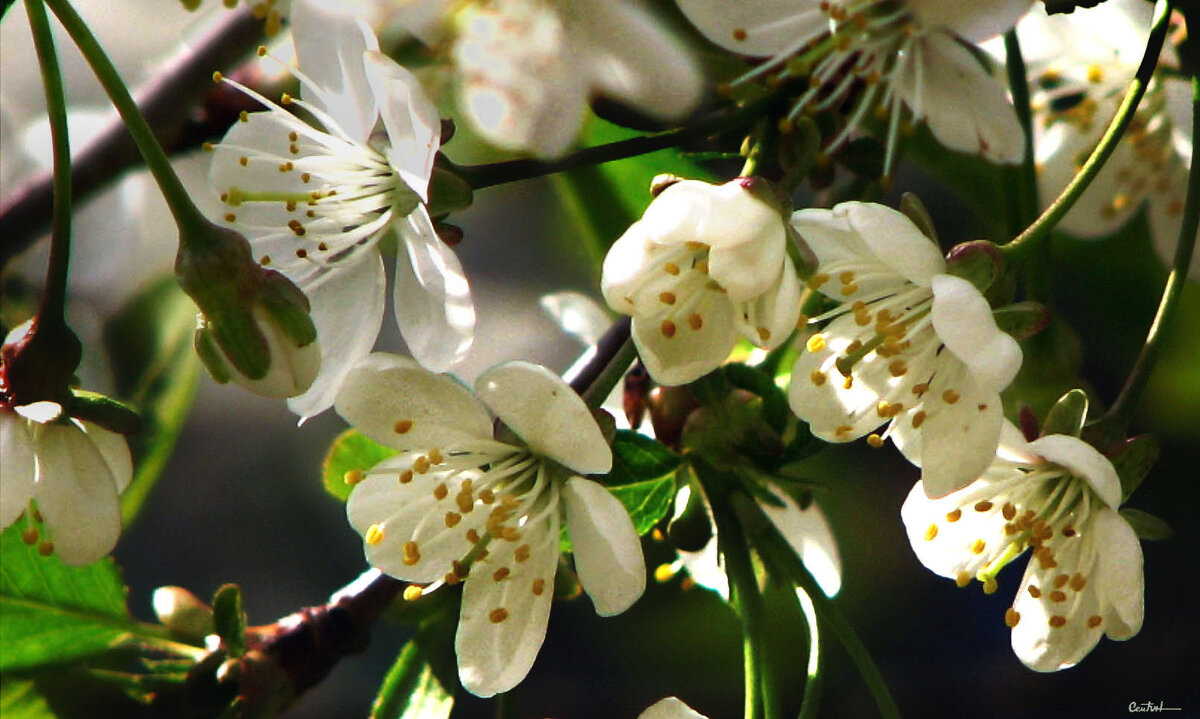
[955,571,971,588]
[38,541,54,557]
[840,284,859,296]
[394,419,413,434]
[456,490,474,514]
[344,469,364,486]
[867,433,884,448]
[912,411,927,429]
[202,142,215,152]
[1086,64,1104,83]
[21,528,38,545]
[811,369,827,386]
[238,156,249,167]
[212,71,224,83]
[280,93,293,105]
[834,424,853,437]
[971,539,986,554]
[257,45,268,57]
[685,241,707,251]
[444,512,461,528]
[402,541,421,565]
[1049,590,1067,603]
[687,313,703,330]
[1004,608,1021,627]
[1053,573,1070,589]
[664,262,681,275]
[843,376,853,390]
[239,110,249,123]
[1027,585,1042,598]
[489,608,509,623]
[225,213,237,222]
[514,544,531,563]
[365,524,385,545]
[399,470,413,484]
[888,360,907,377]
[924,524,938,541]
[808,273,830,290]
[1069,573,1087,591]
[659,292,677,305]
[480,489,495,504]
[983,577,998,595]
[756,327,771,342]
[1048,615,1067,628]
[433,483,449,501]
[493,567,510,582]
[1002,502,1017,521]
[1086,615,1103,629]
[912,383,930,395]
[413,456,431,474]
[660,320,677,338]
[403,585,424,601]
[694,260,710,275]
[807,334,827,352]
[942,389,961,404]
[466,529,481,544]
[288,131,299,142]
[531,579,546,596]
[654,564,676,583]
[974,501,993,512]
[945,509,962,523]
[428,448,444,464]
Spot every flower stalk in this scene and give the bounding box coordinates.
[1001,0,1173,262]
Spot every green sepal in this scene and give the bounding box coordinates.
[1119,508,1172,541]
[211,584,246,658]
[945,240,1004,292]
[426,167,474,216]
[1041,389,1089,437]
[992,301,1051,340]
[322,429,400,502]
[193,323,232,384]
[257,273,317,347]
[1108,434,1159,502]
[66,389,143,435]
[899,192,938,244]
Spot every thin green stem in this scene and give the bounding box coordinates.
[1002,0,1172,262]
[25,0,71,328]
[1003,29,1039,236]
[709,492,771,719]
[1104,75,1200,429]
[43,0,209,234]
[451,97,775,190]
[733,494,900,719]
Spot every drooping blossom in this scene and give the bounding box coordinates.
[339,354,644,697]
[788,201,1022,496]
[902,423,1144,670]
[209,0,473,418]
[602,178,801,387]
[676,0,1031,171]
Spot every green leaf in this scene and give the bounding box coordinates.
[606,430,683,486]
[0,679,53,719]
[370,621,457,719]
[560,475,675,554]
[1120,508,1173,541]
[107,280,202,524]
[211,584,246,658]
[322,429,400,502]
[0,524,167,672]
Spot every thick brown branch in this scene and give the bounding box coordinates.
[0,7,263,268]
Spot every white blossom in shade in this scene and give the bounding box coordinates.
[391,0,702,158]
[0,400,132,566]
[601,178,802,387]
[901,424,1144,671]
[338,354,644,697]
[994,0,1195,277]
[673,482,842,599]
[676,0,1030,172]
[209,0,473,419]
[788,202,1022,497]
[640,697,710,719]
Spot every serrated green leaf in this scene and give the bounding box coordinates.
[323,429,401,502]
[370,620,457,719]
[108,280,202,524]
[1120,508,1173,541]
[0,679,53,719]
[211,585,246,658]
[607,430,683,486]
[0,524,170,672]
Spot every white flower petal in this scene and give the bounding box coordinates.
[759,483,841,597]
[363,52,440,200]
[931,273,1021,392]
[912,0,1033,43]
[0,412,36,528]
[639,696,710,719]
[287,251,386,420]
[347,457,492,584]
[540,291,612,346]
[631,296,740,387]
[733,256,801,350]
[842,202,946,287]
[290,0,380,142]
[789,207,865,270]
[900,476,1019,581]
[675,0,825,56]
[456,505,560,697]
[563,476,646,615]
[77,420,133,495]
[34,423,122,565]
[335,353,494,450]
[895,32,1024,164]
[1026,435,1121,509]
[914,356,1004,498]
[393,206,475,373]
[476,362,611,475]
[584,0,702,121]
[1093,507,1144,640]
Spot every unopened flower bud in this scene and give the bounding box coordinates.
[946,240,1004,293]
[153,586,214,639]
[176,219,320,398]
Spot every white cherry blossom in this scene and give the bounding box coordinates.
[640,697,710,719]
[902,424,1144,671]
[338,354,644,697]
[997,0,1195,276]
[602,178,801,387]
[209,1,473,419]
[0,399,131,566]
[390,0,703,158]
[788,202,1022,496]
[676,0,1031,171]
